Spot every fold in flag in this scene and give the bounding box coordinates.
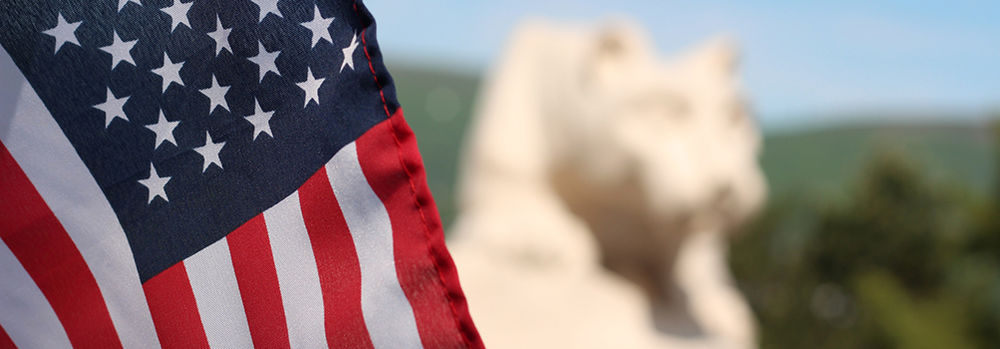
[0,0,481,347]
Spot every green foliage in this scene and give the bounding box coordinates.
[731,130,1000,348]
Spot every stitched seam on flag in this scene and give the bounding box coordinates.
[355,11,392,119]
[353,6,473,347]
[386,114,471,348]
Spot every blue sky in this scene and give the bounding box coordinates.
[365,0,1000,128]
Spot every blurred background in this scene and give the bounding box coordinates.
[367,1,1000,347]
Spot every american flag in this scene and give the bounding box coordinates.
[0,0,481,347]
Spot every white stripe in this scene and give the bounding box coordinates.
[263,191,327,348]
[185,238,254,349]
[0,240,73,349]
[326,142,423,349]
[0,49,161,348]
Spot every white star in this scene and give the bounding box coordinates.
[245,99,274,140]
[200,75,230,113]
[100,31,137,69]
[251,0,281,22]
[207,16,232,56]
[151,53,184,93]
[43,13,81,54]
[138,163,171,204]
[300,5,334,48]
[248,41,280,82]
[118,0,141,11]
[161,0,193,32]
[297,68,324,107]
[94,88,129,128]
[145,111,180,148]
[340,33,359,72]
[194,131,226,172]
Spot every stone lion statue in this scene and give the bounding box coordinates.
[447,19,766,349]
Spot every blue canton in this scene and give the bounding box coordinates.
[0,0,399,281]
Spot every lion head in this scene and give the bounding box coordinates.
[550,22,765,229]
[452,19,765,346]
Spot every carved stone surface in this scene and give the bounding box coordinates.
[448,19,766,349]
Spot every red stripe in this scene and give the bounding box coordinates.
[355,111,483,348]
[0,142,123,349]
[299,167,374,349]
[226,215,291,349]
[0,325,14,349]
[143,262,209,349]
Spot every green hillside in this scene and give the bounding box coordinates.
[387,63,997,224]
[763,123,996,201]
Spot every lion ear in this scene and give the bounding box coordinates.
[683,36,739,77]
[582,21,650,88]
[595,21,646,58]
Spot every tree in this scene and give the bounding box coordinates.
[731,148,999,348]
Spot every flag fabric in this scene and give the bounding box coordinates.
[0,0,481,347]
